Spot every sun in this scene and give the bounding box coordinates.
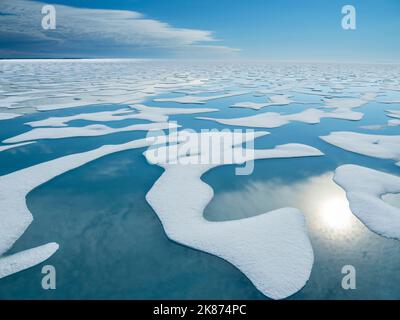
[319,196,353,231]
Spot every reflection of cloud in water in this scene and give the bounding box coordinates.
[83,156,136,180]
[205,172,367,241]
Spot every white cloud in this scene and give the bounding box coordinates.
[0,0,239,57]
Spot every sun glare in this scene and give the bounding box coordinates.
[319,197,353,231]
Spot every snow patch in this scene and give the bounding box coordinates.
[320,132,400,166]
[144,131,324,299]
[334,165,400,240]
[4,122,179,143]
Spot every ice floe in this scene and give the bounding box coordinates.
[129,104,218,122]
[386,109,400,126]
[389,119,400,126]
[0,142,35,153]
[3,122,178,143]
[386,109,400,119]
[333,165,400,240]
[360,92,378,101]
[0,135,175,279]
[26,105,217,127]
[322,97,368,110]
[0,113,22,121]
[153,92,247,104]
[144,130,324,299]
[320,132,400,166]
[231,95,293,110]
[198,107,362,129]
[379,100,400,104]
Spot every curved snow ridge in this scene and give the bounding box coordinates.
[320,132,400,167]
[333,164,400,240]
[3,122,179,144]
[198,107,362,129]
[0,135,174,279]
[144,131,323,299]
[0,243,59,279]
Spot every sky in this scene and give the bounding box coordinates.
[0,0,399,62]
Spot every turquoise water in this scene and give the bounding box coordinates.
[0,91,399,299]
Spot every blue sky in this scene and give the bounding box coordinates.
[0,0,399,62]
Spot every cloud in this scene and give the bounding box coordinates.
[0,0,239,58]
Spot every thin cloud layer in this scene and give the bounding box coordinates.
[0,0,239,58]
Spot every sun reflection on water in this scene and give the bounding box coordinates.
[318,196,353,232]
[206,171,366,240]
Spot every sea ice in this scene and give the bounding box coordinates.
[379,100,400,104]
[322,97,368,110]
[231,95,293,110]
[0,113,22,121]
[153,92,247,104]
[3,122,179,143]
[144,130,324,299]
[0,243,59,279]
[334,165,400,240]
[360,92,378,101]
[26,108,137,127]
[198,107,362,129]
[0,142,35,153]
[386,109,400,119]
[129,104,218,122]
[320,132,400,166]
[26,105,217,127]
[0,135,175,279]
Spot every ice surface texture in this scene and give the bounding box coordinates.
[144,131,324,299]
[334,165,400,240]
[321,132,400,167]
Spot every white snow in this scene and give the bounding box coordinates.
[360,92,378,101]
[379,100,400,104]
[386,109,400,119]
[3,122,179,143]
[334,164,400,240]
[231,95,293,110]
[26,105,217,127]
[198,107,362,129]
[389,119,400,126]
[386,109,400,126]
[153,92,247,104]
[129,104,218,122]
[26,108,137,127]
[144,130,324,299]
[0,113,22,121]
[0,243,59,279]
[322,97,367,110]
[0,142,35,153]
[320,132,400,166]
[0,135,174,279]
[231,101,269,110]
